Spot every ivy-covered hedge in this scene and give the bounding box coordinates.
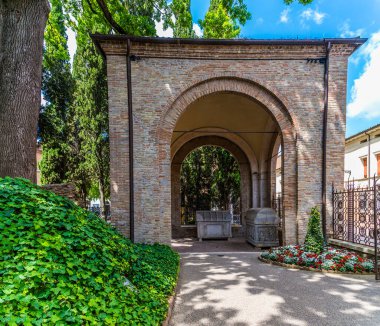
[0,178,179,325]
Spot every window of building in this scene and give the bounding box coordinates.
[361,157,368,178]
[377,154,380,176]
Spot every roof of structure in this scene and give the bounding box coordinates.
[346,123,380,142]
[91,34,367,46]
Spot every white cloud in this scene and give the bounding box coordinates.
[193,23,203,37]
[155,19,173,37]
[280,8,290,24]
[347,31,380,119]
[339,21,365,38]
[300,8,326,25]
[339,22,366,65]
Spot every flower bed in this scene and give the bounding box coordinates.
[260,245,374,273]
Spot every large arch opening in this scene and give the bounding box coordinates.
[170,90,287,241]
[172,137,251,238]
[158,76,298,244]
[180,145,241,224]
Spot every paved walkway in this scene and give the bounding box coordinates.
[169,248,380,325]
[171,238,259,253]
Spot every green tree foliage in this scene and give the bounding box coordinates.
[199,0,313,39]
[71,22,110,214]
[0,177,179,324]
[41,1,169,211]
[284,0,314,4]
[199,0,251,38]
[39,0,74,184]
[59,1,171,213]
[171,0,195,38]
[63,0,171,36]
[304,207,325,254]
[180,146,240,224]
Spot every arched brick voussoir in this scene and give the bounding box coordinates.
[158,75,299,141]
[171,128,259,174]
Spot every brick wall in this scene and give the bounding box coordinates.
[98,37,362,244]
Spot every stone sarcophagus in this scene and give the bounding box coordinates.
[245,208,280,247]
[196,211,232,241]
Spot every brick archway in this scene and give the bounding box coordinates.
[171,127,261,208]
[159,77,298,244]
[171,136,252,238]
[96,36,359,244]
[159,75,298,135]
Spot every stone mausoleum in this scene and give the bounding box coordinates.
[92,35,365,244]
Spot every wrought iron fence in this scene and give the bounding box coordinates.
[88,203,111,219]
[333,176,379,280]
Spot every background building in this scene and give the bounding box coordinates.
[344,124,380,187]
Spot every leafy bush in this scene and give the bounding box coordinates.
[362,261,374,272]
[0,178,179,325]
[321,260,334,270]
[304,207,324,254]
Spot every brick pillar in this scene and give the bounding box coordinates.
[325,52,348,238]
[106,55,131,237]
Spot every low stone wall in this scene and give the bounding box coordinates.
[328,238,375,257]
[42,183,85,207]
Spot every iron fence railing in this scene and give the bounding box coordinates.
[88,203,111,219]
[333,176,379,280]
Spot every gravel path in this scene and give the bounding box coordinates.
[169,252,380,326]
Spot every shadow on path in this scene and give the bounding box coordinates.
[171,237,260,253]
[169,252,380,326]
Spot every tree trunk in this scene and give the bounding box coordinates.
[0,0,50,182]
[98,179,106,220]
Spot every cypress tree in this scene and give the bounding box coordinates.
[199,0,251,38]
[304,207,325,254]
[39,0,74,184]
[171,0,195,38]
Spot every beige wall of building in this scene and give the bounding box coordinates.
[345,124,380,187]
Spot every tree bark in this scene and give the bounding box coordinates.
[98,178,106,219]
[0,0,50,182]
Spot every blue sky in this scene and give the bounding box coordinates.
[67,1,380,137]
[160,0,380,137]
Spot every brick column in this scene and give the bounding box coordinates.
[325,50,348,238]
[106,55,130,237]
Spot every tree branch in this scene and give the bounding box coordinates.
[84,0,97,15]
[94,0,127,34]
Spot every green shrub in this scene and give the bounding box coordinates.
[304,207,324,254]
[0,177,179,325]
